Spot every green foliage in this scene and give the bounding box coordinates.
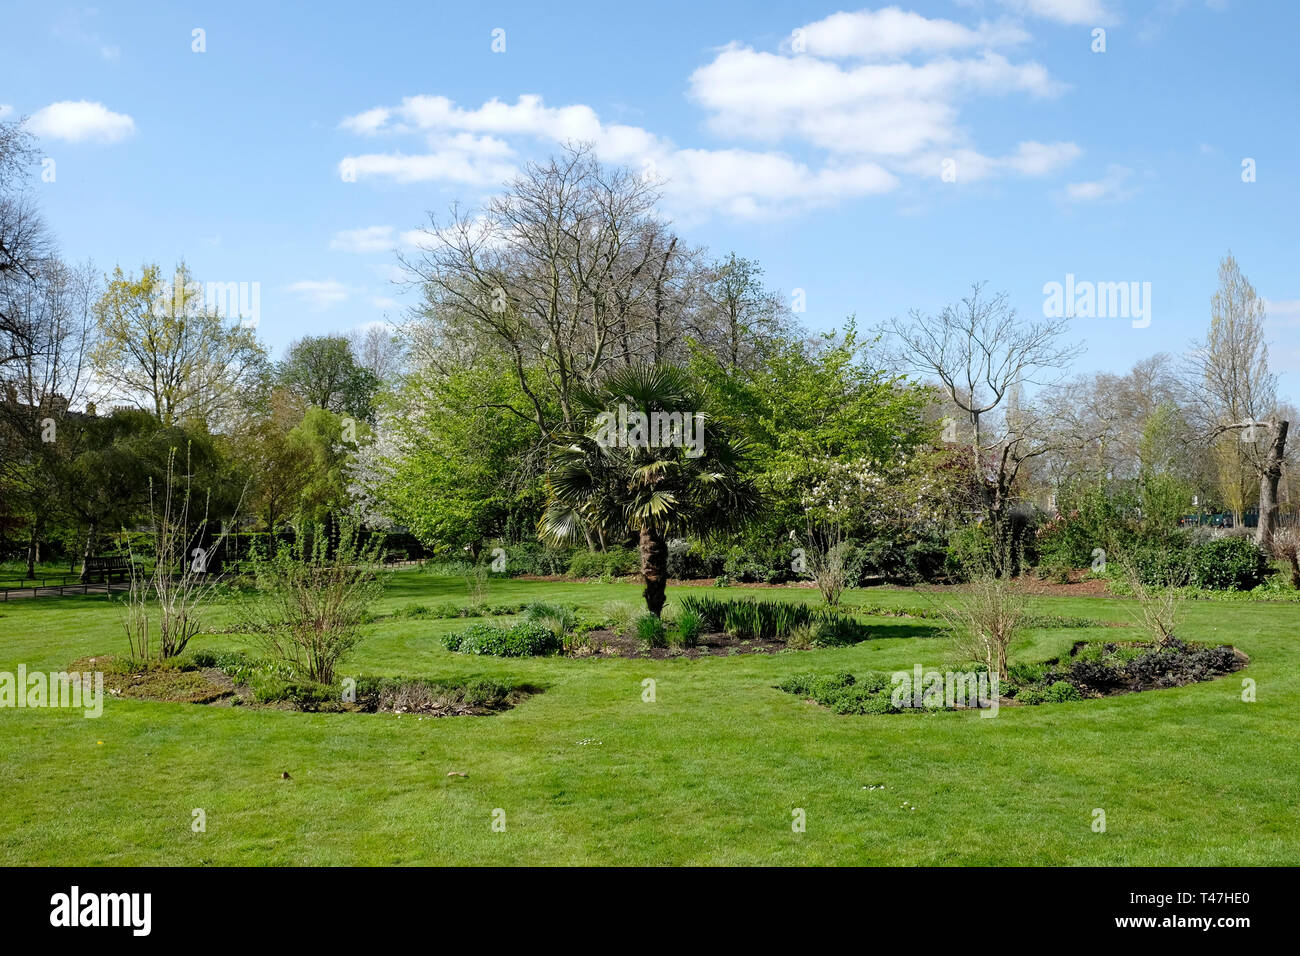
[851,533,948,584]
[946,523,994,579]
[567,548,639,579]
[275,334,378,421]
[676,608,703,647]
[523,601,579,642]
[251,677,336,709]
[636,613,667,648]
[442,620,560,657]
[503,541,573,577]
[677,594,871,644]
[1043,680,1082,703]
[1126,535,1268,591]
[690,322,933,538]
[601,601,641,637]
[1191,536,1270,590]
[244,517,387,684]
[776,671,899,714]
[539,365,759,557]
[381,358,550,556]
[351,675,515,711]
[1131,544,1194,586]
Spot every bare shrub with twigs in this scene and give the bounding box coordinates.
[1271,527,1300,589]
[244,516,387,685]
[122,448,237,661]
[1112,548,1186,646]
[934,573,1028,680]
[804,524,852,607]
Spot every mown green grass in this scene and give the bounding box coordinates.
[0,571,1296,865]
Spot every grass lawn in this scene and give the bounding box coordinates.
[1,570,1296,865]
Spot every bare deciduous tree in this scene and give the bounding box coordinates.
[1186,253,1289,548]
[883,283,1085,574]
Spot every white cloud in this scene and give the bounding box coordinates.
[789,7,1031,58]
[330,225,398,253]
[286,279,352,310]
[0,104,12,120]
[990,0,1115,25]
[1061,164,1136,202]
[340,134,516,186]
[689,46,1062,158]
[337,9,1079,218]
[25,100,135,144]
[1264,299,1300,327]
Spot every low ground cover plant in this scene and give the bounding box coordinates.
[442,619,561,656]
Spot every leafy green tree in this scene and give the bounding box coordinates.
[692,322,933,536]
[91,261,267,429]
[276,334,378,421]
[378,356,548,557]
[286,406,364,524]
[539,365,758,615]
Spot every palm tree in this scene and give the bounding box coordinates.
[539,365,758,615]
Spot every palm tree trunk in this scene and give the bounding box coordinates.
[639,526,668,616]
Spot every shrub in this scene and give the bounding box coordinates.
[1018,686,1046,705]
[1132,545,1193,587]
[946,524,994,580]
[1043,680,1082,703]
[935,574,1027,679]
[251,677,337,709]
[676,594,872,645]
[443,620,560,657]
[524,601,578,635]
[776,671,897,714]
[1191,536,1269,591]
[776,673,816,696]
[567,547,639,579]
[1068,658,1124,692]
[676,608,703,646]
[503,541,572,577]
[392,603,431,619]
[350,675,514,711]
[785,622,814,650]
[601,601,641,637]
[810,612,871,646]
[244,517,387,685]
[666,538,723,580]
[808,672,856,697]
[1007,661,1049,686]
[720,541,793,583]
[805,537,852,606]
[636,613,667,648]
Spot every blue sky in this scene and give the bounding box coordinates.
[3,0,1297,395]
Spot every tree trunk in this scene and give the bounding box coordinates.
[1255,420,1289,551]
[25,519,40,579]
[79,522,97,583]
[639,526,668,616]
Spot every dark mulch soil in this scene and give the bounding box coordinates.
[75,656,244,705]
[73,655,532,716]
[574,628,790,659]
[1056,639,1249,697]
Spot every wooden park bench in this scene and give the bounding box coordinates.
[81,555,134,584]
